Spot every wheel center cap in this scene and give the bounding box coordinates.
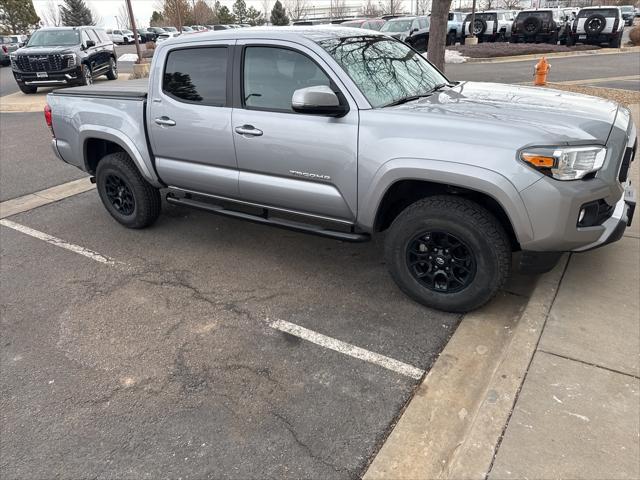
[435,256,446,266]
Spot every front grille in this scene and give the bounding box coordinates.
[14,54,70,72]
[618,139,637,183]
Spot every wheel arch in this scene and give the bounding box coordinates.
[359,160,534,248]
[80,128,161,187]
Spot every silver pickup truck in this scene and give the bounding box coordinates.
[47,27,636,312]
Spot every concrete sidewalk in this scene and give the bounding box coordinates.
[365,106,640,480]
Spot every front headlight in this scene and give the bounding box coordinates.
[63,53,77,67]
[520,145,607,180]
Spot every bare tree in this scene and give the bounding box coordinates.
[378,0,404,16]
[156,0,190,30]
[261,0,271,21]
[331,0,349,19]
[417,0,430,14]
[117,3,132,29]
[285,0,309,21]
[482,0,494,10]
[427,0,453,72]
[41,0,62,26]
[361,0,381,16]
[501,0,519,8]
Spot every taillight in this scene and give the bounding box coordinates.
[512,21,517,32]
[612,17,619,31]
[44,104,54,137]
[1,45,7,53]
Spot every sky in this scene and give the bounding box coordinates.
[32,0,374,29]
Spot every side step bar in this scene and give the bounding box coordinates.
[165,194,370,243]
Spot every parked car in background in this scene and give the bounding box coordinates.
[510,9,570,44]
[137,28,158,42]
[446,11,465,45]
[380,15,430,51]
[46,27,637,313]
[147,26,166,36]
[163,26,179,33]
[620,5,635,25]
[156,31,181,43]
[208,24,231,30]
[8,34,28,47]
[340,18,368,28]
[107,29,141,44]
[181,26,194,33]
[190,25,207,31]
[1,35,21,66]
[361,19,386,30]
[464,10,513,42]
[10,26,117,94]
[567,6,625,48]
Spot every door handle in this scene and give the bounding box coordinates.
[235,125,263,137]
[155,116,176,127]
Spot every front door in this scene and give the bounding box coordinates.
[148,42,238,197]
[232,41,359,222]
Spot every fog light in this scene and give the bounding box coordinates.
[578,208,586,223]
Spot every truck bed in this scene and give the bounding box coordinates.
[50,79,148,99]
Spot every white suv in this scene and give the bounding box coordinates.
[567,6,625,48]
[107,29,141,45]
[463,10,513,42]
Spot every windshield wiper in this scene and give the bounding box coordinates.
[384,93,433,107]
[384,83,453,108]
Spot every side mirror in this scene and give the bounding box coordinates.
[292,85,348,116]
[85,40,95,48]
[410,28,419,35]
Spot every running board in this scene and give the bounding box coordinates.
[165,194,370,243]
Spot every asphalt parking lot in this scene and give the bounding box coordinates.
[1,42,637,479]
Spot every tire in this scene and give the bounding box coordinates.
[509,35,519,43]
[522,16,542,35]
[566,33,575,46]
[609,31,622,48]
[548,31,559,44]
[80,64,93,86]
[106,57,118,80]
[96,152,161,229]
[19,84,37,94]
[384,196,511,313]
[446,30,457,46]
[473,18,487,36]
[584,14,606,35]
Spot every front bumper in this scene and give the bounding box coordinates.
[519,107,636,253]
[13,66,83,86]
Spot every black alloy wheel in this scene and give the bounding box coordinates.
[406,231,477,294]
[104,174,135,216]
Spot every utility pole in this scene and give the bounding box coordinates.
[124,0,142,64]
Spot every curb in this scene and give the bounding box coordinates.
[463,45,640,64]
[364,257,569,480]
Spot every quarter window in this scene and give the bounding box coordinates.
[243,46,331,112]
[163,47,228,106]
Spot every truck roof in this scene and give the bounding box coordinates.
[166,25,384,46]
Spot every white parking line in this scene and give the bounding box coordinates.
[269,319,425,380]
[0,219,115,265]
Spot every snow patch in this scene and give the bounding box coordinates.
[445,49,468,64]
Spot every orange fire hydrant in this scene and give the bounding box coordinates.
[534,57,550,86]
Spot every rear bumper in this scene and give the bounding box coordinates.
[569,32,618,43]
[13,66,83,86]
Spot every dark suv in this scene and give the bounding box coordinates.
[10,26,117,94]
[510,9,570,44]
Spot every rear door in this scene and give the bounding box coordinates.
[231,40,359,222]
[148,41,238,197]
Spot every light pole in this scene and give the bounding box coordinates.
[124,0,142,63]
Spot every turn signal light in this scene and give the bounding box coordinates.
[521,153,555,168]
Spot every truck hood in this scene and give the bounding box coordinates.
[390,81,618,144]
[15,45,76,55]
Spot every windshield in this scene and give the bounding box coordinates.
[318,36,447,108]
[380,19,413,32]
[123,30,133,35]
[27,30,80,47]
[620,6,634,12]
[164,27,178,32]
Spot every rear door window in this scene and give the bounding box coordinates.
[163,47,228,106]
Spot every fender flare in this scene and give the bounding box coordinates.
[78,125,162,187]
[357,158,535,244]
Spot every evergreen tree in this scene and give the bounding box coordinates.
[217,5,235,24]
[0,0,40,33]
[245,6,264,26]
[232,0,247,24]
[270,0,288,26]
[59,0,94,26]
[150,10,164,26]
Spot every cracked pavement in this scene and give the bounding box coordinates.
[1,186,459,479]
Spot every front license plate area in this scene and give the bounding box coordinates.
[36,72,48,78]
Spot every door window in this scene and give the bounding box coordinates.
[81,30,91,46]
[163,47,228,106]
[243,46,331,112]
[419,17,428,29]
[88,29,101,44]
